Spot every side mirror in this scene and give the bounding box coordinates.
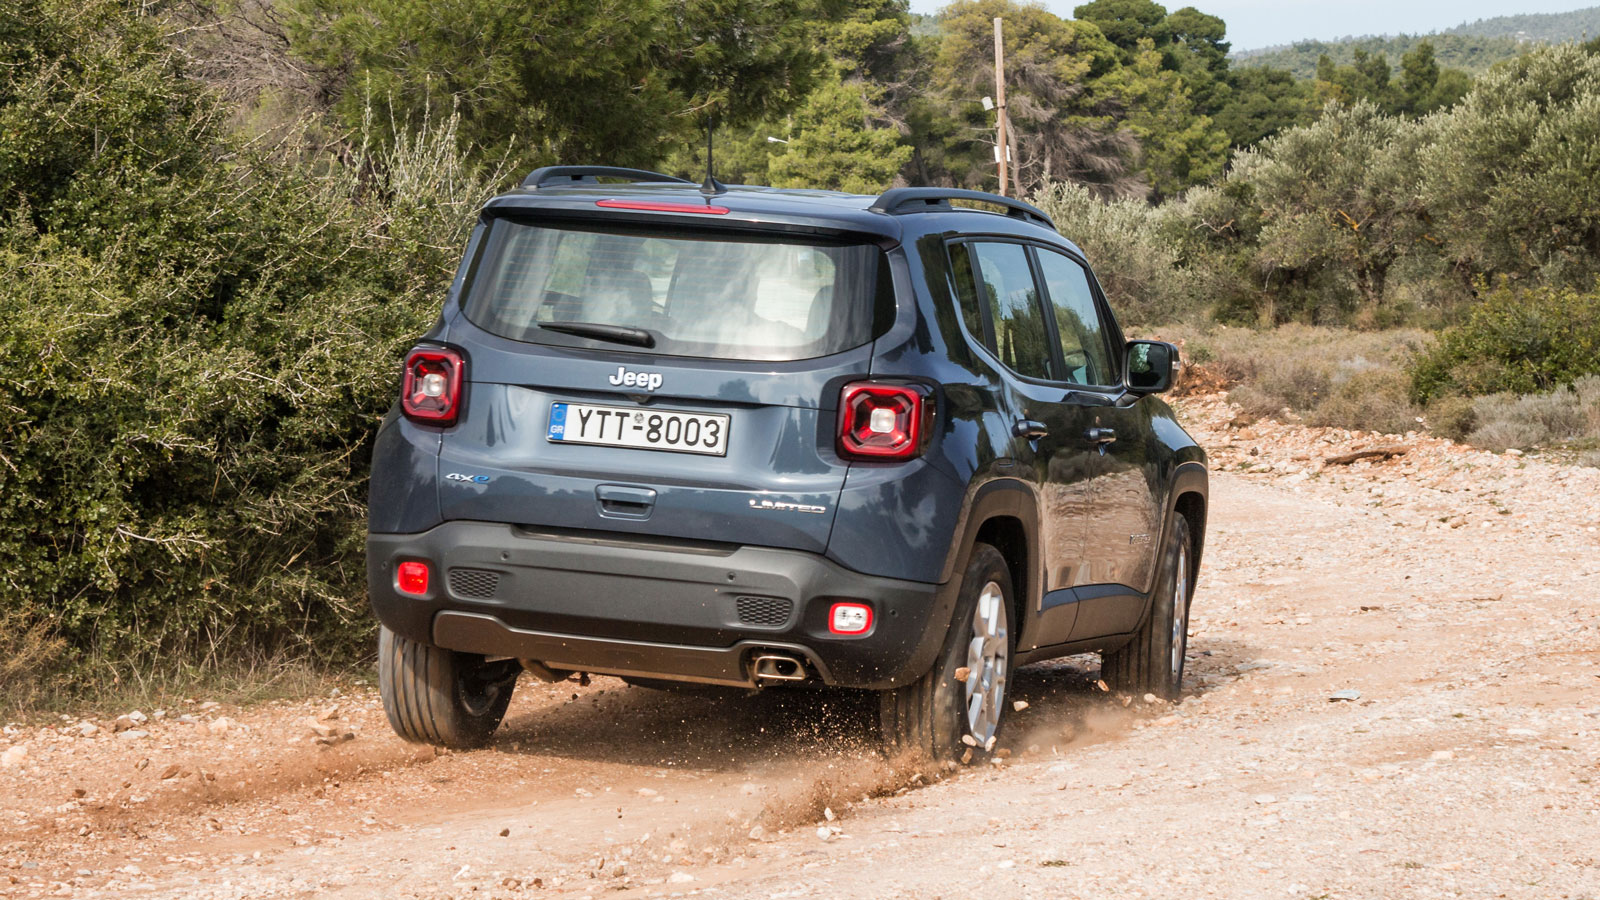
[1125,340,1179,395]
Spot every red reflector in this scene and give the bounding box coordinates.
[397,561,430,596]
[595,199,730,215]
[837,382,931,461]
[401,346,464,426]
[829,602,874,635]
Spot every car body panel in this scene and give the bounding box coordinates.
[365,178,1206,691]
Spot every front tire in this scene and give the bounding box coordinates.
[1101,512,1193,699]
[379,625,520,748]
[880,542,1015,761]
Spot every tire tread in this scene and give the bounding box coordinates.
[379,625,514,748]
[1102,514,1191,698]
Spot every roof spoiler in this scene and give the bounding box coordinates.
[869,187,1056,231]
[521,166,693,190]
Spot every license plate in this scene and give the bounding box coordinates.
[547,402,730,456]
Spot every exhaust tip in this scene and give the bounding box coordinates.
[752,653,807,683]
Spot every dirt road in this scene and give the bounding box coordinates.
[4,397,1599,899]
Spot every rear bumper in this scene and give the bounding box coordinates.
[367,521,956,689]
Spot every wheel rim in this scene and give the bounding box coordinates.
[1169,542,1190,681]
[964,581,1010,745]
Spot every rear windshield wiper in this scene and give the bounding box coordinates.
[538,321,656,348]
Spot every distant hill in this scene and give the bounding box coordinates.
[1234,5,1600,78]
[1445,5,1600,41]
[1234,34,1528,78]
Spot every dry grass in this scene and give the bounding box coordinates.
[1154,321,1600,455]
[1,634,363,722]
[0,609,68,716]
[1152,324,1432,435]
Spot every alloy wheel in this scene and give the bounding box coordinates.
[964,581,1010,745]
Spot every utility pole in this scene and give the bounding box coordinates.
[993,16,1009,197]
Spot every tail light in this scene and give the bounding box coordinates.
[401,346,464,425]
[837,382,932,461]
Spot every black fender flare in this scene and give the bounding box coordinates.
[934,475,1042,623]
[1129,461,1208,632]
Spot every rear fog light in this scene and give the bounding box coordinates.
[829,602,874,635]
[397,561,430,596]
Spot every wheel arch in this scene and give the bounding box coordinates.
[974,514,1029,635]
[1171,474,1203,586]
[1126,462,1208,633]
[937,477,1041,637]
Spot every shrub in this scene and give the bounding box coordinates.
[0,0,505,693]
[1425,395,1477,442]
[1464,419,1549,453]
[1462,376,1600,451]
[1308,368,1420,436]
[1409,278,1600,402]
[1031,181,1197,327]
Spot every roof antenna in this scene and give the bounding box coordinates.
[700,114,727,197]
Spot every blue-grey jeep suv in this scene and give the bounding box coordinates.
[367,166,1208,759]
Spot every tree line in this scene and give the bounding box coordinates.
[270,0,1481,201]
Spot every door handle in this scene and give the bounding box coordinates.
[1013,419,1049,439]
[1086,426,1117,444]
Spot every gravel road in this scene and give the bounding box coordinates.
[4,396,1599,899]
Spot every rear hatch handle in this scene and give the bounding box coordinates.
[595,484,658,520]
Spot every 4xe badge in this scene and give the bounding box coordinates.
[446,472,491,484]
[608,366,663,392]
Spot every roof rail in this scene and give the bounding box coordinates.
[522,166,693,190]
[869,187,1056,231]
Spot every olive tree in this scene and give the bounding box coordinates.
[1419,44,1600,286]
[1229,101,1428,314]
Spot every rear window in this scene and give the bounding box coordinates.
[461,218,891,361]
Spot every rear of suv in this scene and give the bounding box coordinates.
[368,166,1208,759]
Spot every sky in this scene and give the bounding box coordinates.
[905,0,1600,52]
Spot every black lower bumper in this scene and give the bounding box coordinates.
[367,522,956,689]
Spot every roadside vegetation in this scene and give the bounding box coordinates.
[1,0,1598,712]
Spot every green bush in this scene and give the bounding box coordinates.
[1409,278,1600,402]
[0,1,504,692]
[1424,395,1477,442]
[1031,181,1198,327]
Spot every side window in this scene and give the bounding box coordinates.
[946,242,987,344]
[1035,249,1116,387]
[971,242,1052,380]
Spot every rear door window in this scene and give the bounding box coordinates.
[463,218,887,361]
[969,241,1052,380]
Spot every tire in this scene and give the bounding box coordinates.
[1101,512,1193,699]
[880,542,1015,762]
[378,625,520,748]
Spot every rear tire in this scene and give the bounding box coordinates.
[1101,513,1193,699]
[379,625,520,748]
[880,542,1014,762]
